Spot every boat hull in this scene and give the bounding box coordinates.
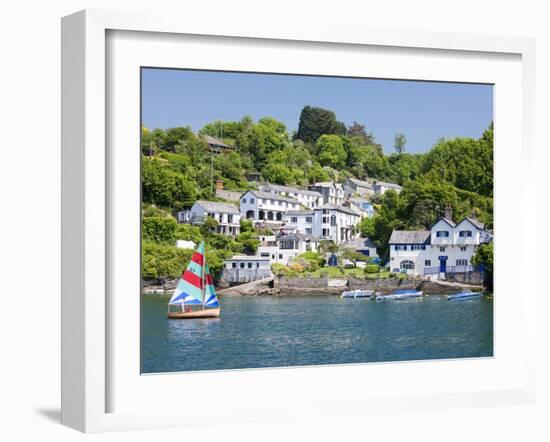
[447,292,482,301]
[341,290,373,298]
[376,291,423,301]
[167,308,221,319]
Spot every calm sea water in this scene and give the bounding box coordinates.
[141,294,493,374]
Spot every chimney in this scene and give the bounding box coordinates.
[215,179,225,190]
[444,205,453,222]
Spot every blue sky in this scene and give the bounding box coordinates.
[141,68,493,154]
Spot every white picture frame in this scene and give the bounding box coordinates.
[61,9,537,433]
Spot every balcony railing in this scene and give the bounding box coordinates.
[424,265,484,275]
[180,214,238,225]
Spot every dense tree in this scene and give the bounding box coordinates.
[421,136,493,197]
[141,157,197,210]
[394,133,407,154]
[472,242,493,289]
[295,105,346,144]
[316,134,347,169]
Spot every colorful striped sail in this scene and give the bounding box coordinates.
[204,264,219,308]
[169,241,206,306]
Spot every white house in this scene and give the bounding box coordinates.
[256,233,319,265]
[388,207,491,278]
[259,183,323,209]
[220,256,272,283]
[283,203,361,244]
[239,190,301,226]
[308,182,345,206]
[372,180,402,195]
[177,200,241,235]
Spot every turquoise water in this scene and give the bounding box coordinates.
[141,294,493,374]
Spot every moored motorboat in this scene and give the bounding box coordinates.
[375,289,423,301]
[341,289,374,298]
[447,290,482,301]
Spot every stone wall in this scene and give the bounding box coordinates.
[445,271,484,285]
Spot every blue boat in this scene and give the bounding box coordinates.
[375,289,423,301]
[447,291,482,301]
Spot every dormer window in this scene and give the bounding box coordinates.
[459,230,473,237]
[436,231,450,237]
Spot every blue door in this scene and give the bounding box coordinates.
[439,256,448,273]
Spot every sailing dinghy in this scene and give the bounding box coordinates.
[167,241,221,319]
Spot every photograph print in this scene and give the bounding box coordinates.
[140,68,494,374]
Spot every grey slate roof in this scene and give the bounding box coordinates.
[315,203,359,216]
[463,217,485,230]
[202,135,229,148]
[348,177,374,189]
[373,180,402,190]
[246,190,299,204]
[342,237,378,250]
[261,183,323,197]
[389,230,431,244]
[277,233,315,242]
[195,200,239,214]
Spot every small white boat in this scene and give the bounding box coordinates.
[341,289,374,298]
[447,291,482,301]
[375,289,423,301]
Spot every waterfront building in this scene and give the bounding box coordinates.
[220,256,272,283]
[308,182,345,206]
[256,233,319,265]
[177,200,241,235]
[259,183,323,209]
[239,190,301,226]
[388,206,492,278]
[372,179,402,195]
[283,203,361,244]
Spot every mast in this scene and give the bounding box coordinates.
[202,240,206,310]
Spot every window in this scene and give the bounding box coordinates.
[456,259,468,266]
[306,228,312,235]
[440,246,446,252]
[271,255,275,259]
[330,215,337,226]
[424,260,431,266]
[291,217,298,223]
[395,245,408,251]
[240,262,245,268]
[247,262,253,268]
[460,246,467,251]
[232,262,236,268]
[241,198,247,204]
[400,260,415,271]
[260,252,270,257]
[305,217,312,223]
[250,198,255,204]
[436,231,450,237]
[279,254,283,259]
[411,245,426,250]
[256,263,260,268]
[459,230,473,237]
[322,216,328,223]
[322,209,329,214]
